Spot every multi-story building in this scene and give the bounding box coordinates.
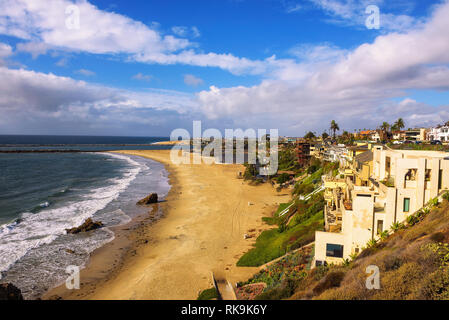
[405,128,427,141]
[314,147,449,266]
[427,126,449,142]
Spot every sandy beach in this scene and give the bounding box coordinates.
[151,140,188,145]
[44,150,290,300]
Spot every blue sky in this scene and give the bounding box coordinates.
[0,0,448,136]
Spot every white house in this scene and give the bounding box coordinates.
[427,126,449,142]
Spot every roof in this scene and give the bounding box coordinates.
[355,151,373,163]
[348,144,369,151]
[359,130,376,135]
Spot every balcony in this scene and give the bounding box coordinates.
[324,205,342,233]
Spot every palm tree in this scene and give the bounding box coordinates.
[330,120,340,139]
[394,118,405,131]
[380,122,390,133]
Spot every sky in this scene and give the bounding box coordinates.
[0,0,448,137]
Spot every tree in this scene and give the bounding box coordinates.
[380,122,390,133]
[394,118,405,131]
[322,132,329,140]
[304,131,316,139]
[330,120,340,139]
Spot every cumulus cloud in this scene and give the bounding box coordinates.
[309,0,420,32]
[0,42,12,65]
[184,74,204,87]
[16,42,49,58]
[0,0,269,75]
[196,1,449,134]
[0,66,199,135]
[0,43,13,58]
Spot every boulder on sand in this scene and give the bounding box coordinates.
[0,283,24,300]
[66,218,103,234]
[137,193,158,205]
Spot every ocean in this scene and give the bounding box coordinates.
[0,135,171,299]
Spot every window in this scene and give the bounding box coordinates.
[357,194,372,198]
[405,169,417,181]
[326,244,344,258]
[425,169,431,182]
[377,220,384,235]
[403,198,410,213]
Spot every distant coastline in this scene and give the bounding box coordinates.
[151,140,188,146]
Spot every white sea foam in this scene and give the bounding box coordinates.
[0,153,141,276]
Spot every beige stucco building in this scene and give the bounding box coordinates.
[314,147,449,266]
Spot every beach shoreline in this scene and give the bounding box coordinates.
[44,150,290,300]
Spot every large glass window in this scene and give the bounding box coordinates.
[403,198,410,212]
[326,244,344,258]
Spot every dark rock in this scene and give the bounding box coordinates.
[66,218,103,234]
[137,193,158,205]
[65,249,76,254]
[0,283,24,300]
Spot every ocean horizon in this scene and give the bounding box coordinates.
[0,135,172,151]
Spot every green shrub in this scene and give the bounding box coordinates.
[197,287,218,300]
[442,192,449,202]
[418,269,449,300]
[391,221,404,232]
[237,211,323,266]
[277,173,291,184]
[379,230,389,241]
[406,214,419,226]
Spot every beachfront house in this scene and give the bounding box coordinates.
[314,147,449,266]
[427,126,449,142]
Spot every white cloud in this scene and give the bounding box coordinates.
[0,42,13,66]
[75,69,95,76]
[184,74,204,87]
[133,50,272,75]
[172,26,201,38]
[132,73,152,81]
[309,0,420,32]
[286,4,302,13]
[55,57,68,67]
[191,26,201,38]
[16,42,49,58]
[0,0,267,75]
[196,1,449,134]
[0,42,12,62]
[171,26,189,37]
[0,65,199,134]
[289,43,348,63]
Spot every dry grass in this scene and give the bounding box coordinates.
[291,200,449,300]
